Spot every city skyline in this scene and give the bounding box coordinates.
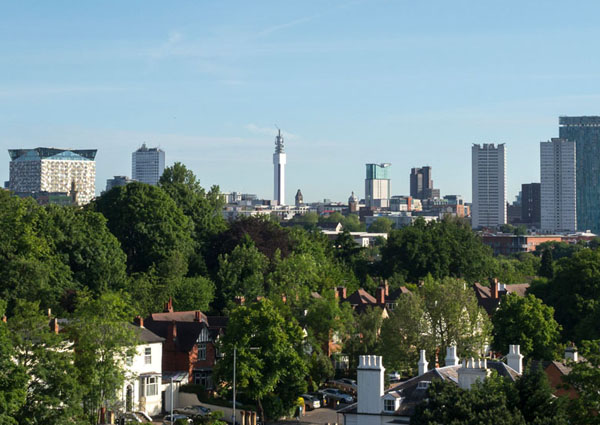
[3,1,600,202]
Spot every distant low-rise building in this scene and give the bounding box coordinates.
[481,234,562,256]
[105,175,135,193]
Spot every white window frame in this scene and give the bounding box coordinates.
[144,347,152,365]
[384,398,396,412]
[197,342,207,360]
[143,376,158,397]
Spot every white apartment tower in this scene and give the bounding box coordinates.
[471,143,507,229]
[132,143,165,186]
[540,138,576,233]
[273,130,286,205]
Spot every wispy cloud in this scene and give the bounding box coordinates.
[245,123,299,140]
[257,14,320,37]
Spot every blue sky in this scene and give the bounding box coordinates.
[2,1,600,203]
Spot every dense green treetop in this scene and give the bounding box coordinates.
[92,182,193,274]
[564,340,600,425]
[368,217,394,233]
[492,293,562,360]
[380,217,493,283]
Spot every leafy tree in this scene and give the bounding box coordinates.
[0,191,74,315]
[368,217,393,233]
[379,292,427,376]
[8,300,83,424]
[514,364,568,425]
[159,162,226,274]
[0,300,27,425]
[215,238,269,311]
[534,249,600,342]
[171,276,215,312]
[492,294,561,360]
[381,217,493,283]
[92,182,193,275]
[564,340,600,425]
[539,248,554,279]
[412,376,526,425]
[214,299,307,420]
[343,307,385,370]
[535,241,584,260]
[67,292,138,423]
[208,216,292,273]
[420,278,491,358]
[39,205,128,294]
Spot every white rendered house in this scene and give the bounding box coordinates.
[120,321,165,416]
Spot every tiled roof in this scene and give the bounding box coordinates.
[346,288,377,305]
[387,286,411,301]
[150,311,208,323]
[130,323,164,344]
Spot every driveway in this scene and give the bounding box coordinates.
[270,405,345,425]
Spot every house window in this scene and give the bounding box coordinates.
[143,376,158,397]
[194,371,209,388]
[144,347,152,364]
[384,399,396,412]
[198,343,207,360]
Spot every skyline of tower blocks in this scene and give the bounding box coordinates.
[273,130,286,205]
[471,143,507,229]
[365,163,391,208]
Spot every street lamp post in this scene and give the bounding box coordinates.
[232,345,237,425]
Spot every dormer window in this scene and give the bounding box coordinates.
[384,399,396,412]
[417,381,431,390]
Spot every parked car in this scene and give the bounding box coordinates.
[318,388,354,404]
[300,393,321,410]
[163,414,192,424]
[308,391,326,406]
[336,378,357,391]
[175,405,211,417]
[388,371,401,382]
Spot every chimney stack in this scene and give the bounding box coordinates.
[384,280,389,296]
[418,350,429,375]
[336,286,347,301]
[49,317,60,334]
[357,355,385,414]
[376,286,386,305]
[164,297,174,313]
[134,316,144,328]
[2,315,7,323]
[194,311,202,322]
[565,346,578,363]
[506,344,523,374]
[445,346,459,367]
[490,278,499,299]
[234,296,245,306]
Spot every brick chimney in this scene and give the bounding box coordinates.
[2,315,7,323]
[490,278,499,299]
[336,286,347,300]
[164,297,174,313]
[167,321,177,342]
[384,280,389,296]
[376,286,386,305]
[49,318,59,334]
[194,311,202,322]
[234,296,245,306]
[134,316,144,328]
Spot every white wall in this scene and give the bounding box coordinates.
[121,341,163,416]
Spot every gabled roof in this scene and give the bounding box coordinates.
[346,288,377,306]
[130,323,164,344]
[143,320,207,353]
[387,286,411,302]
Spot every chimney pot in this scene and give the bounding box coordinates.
[418,350,429,375]
[164,297,174,313]
[134,316,144,328]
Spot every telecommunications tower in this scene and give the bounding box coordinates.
[273,129,286,205]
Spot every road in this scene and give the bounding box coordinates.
[270,405,345,425]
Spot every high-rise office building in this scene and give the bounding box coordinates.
[558,116,600,233]
[540,138,576,233]
[132,143,165,186]
[521,183,541,228]
[8,147,97,205]
[471,143,506,229]
[365,163,391,208]
[410,166,440,199]
[273,130,286,205]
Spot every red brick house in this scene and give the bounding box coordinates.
[472,278,529,315]
[144,299,227,388]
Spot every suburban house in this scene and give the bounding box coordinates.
[121,319,164,416]
[472,278,529,315]
[531,346,580,399]
[336,282,411,315]
[341,345,523,425]
[143,299,227,389]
